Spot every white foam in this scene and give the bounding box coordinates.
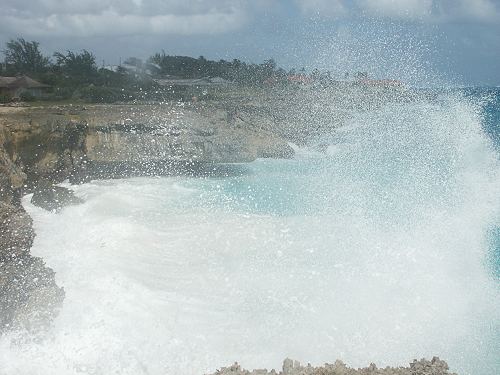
[1,95,499,375]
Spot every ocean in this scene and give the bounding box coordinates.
[0,88,499,375]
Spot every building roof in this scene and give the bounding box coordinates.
[0,75,50,89]
[0,77,17,87]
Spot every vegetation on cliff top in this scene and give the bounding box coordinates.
[1,38,326,104]
[1,37,383,105]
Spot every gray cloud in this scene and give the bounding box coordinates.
[0,0,498,85]
[0,0,249,37]
[357,0,433,19]
[435,0,500,23]
[295,0,500,22]
[1,0,498,39]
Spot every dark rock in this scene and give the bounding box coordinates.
[0,201,64,334]
[1,125,66,334]
[209,358,457,375]
[0,202,34,258]
[31,181,84,212]
[0,254,64,333]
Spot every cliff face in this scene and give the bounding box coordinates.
[0,103,294,332]
[1,88,408,332]
[82,104,293,172]
[0,121,66,333]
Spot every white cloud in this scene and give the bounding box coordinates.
[1,0,499,39]
[295,0,348,18]
[0,0,249,37]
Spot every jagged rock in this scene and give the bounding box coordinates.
[0,201,65,334]
[0,202,34,258]
[0,254,64,333]
[0,123,65,334]
[31,181,83,212]
[208,358,457,375]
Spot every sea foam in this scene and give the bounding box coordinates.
[0,93,498,375]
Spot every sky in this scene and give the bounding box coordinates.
[1,0,500,86]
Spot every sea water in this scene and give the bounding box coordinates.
[0,89,499,375]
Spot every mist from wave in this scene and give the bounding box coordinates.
[0,90,499,375]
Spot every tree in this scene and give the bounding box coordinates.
[262,59,277,71]
[3,38,50,74]
[53,50,97,82]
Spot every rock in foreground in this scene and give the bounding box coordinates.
[209,357,457,375]
[31,181,84,212]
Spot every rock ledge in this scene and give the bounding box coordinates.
[209,357,456,375]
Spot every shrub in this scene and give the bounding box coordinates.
[53,87,75,100]
[19,91,36,102]
[0,93,12,103]
[79,85,137,103]
[79,85,119,103]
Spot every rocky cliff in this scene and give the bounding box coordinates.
[0,121,65,333]
[0,102,294,332]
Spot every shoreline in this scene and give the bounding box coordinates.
[0,89,460,374]
[0,100,297,333]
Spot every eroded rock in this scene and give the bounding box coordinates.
[0,126,65,334]
[0,254,64,332]
[31,181,84,212]
[208,358,457,375]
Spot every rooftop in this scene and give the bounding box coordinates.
[0,75,50,89]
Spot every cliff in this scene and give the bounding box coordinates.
[0,102,294,332]
[0,121,65,332]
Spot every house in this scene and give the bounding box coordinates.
[0,75,50,99]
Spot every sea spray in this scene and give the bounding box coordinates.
[0,91,498,375]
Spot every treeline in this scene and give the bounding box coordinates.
[150,53,287,84]
[0,38,298,103]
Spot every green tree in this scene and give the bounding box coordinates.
[3,38,50,74]
[53,50,97,81]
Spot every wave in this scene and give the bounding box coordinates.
[0,91,499,375]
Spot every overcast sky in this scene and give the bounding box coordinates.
[1,0,500,86]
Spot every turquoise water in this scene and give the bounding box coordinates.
[0,89,499,375]
[472,87,500,278]
[471,87,500,278]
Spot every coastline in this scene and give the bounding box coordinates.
[0,99,297,332]
[0,86,460,373]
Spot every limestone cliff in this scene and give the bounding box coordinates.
[0,122,65,333]
[0,102,294,332]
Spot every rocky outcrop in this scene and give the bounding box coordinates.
[0,124,64,333]
[0,107,89,187]
[82,104,294,177]
[0,102,295,334]
[209,357,457,375]
[0,246,64,333]
[31,182,84,212]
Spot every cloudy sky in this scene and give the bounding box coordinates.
[1,0,499,86]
